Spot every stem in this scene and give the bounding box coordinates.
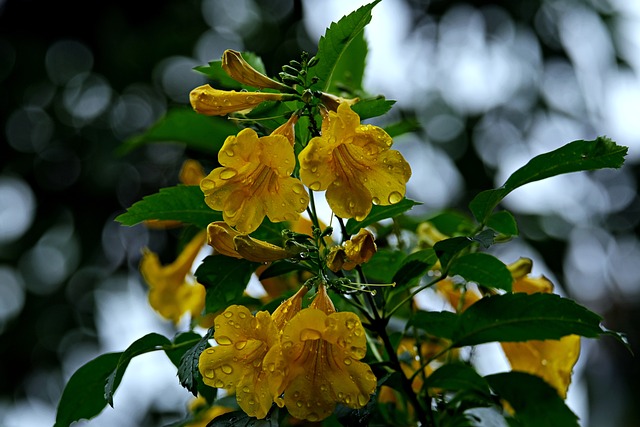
[385,274,447,319]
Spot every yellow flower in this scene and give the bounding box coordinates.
[318,92,359,112]
[199,305,279,419]
[190,84,286,116]
[501,258,580,398]
[327,228,377,272]
[222,49,288,91]
[271,285,308,331]
[185,396,233,427]
[139,231,207,324]
[200,127,309,233]
[298,102,411,220]
[264,285,377,422]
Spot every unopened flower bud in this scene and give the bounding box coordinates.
[190,85,285,116]
[222,49,288,90]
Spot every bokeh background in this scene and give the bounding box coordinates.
[1,0,639,425]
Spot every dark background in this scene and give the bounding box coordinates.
[1,0,638,425]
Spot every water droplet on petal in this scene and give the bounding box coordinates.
[205,348,215,354]
[296,401,303,408]
[213,378,225,388]
[221,364,233,374]
[309,181,321,191]
[223,311,233,318]
[357,394,369,406]
[242,386,251,393]
[308,413,320,422]
[235,341,247,350]
[204,369,215,379]
[216,335,232,345]
[372,197,380,205]
[220,169,237,180]
[300,328,322,341]
[238,311,247,319]
[343,357,352,366]
[388,191,403,204]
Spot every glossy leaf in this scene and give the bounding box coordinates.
[425,363,492,397]
[411,293,606,347]
[470,137,628,223]
[433,236,472,269]
[486,210,519,236]
[351,96,396,120]
[362,249,406,283]
[311,0,381,91]
[115,185,221,229]
[485,372,579,426]
[54,352,122,427]
[345,198,421,235]
[325,29,366,94]
[105,333,171,406]
[177,328,214,397]
[195,256,259,314]
[448,252,513,291]
[119,108,239,155]
[392,248,438,288]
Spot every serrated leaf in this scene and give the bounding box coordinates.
[411,293,607,347]
[195,52,269,91]
[115,185,221,229]
[311,0,381,91]
[165,331,204,368]
[486,210,519,236]
[392,249,438,288]
[104,333,171,406]
[118,108,239,155]
[449,253,512,291]
[351,97,395,120]
[454,293,603,347]
[178,328,214,397]
[195,256,259,314]
[54,352,122,427]
[485,372,579,427]
[425,363,492,397]
[345,198,421,235]
[469,137,628,223]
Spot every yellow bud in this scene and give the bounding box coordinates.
[344,228,377,265]
[270,113,298,146]
[319,92,359,112]
[190,84,285,116]
[271,285,308,330]
[417,222,448,247]
[222,49,288,90]
[206,221,242,258]
[233,234,290,263]
[178,159,206,186]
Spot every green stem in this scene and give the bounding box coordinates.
[385,274,447,319]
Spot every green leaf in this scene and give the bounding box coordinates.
[485,372,579,427]
[351,96,395,120]
[115,185,221,229]
[425,363,492,397]
[165,331,203,368]
[345,198,421,235]
[178,328,214,397]
[425,210,476,237]
[118,108,239,155]
[486,210,519,236]
[411,293,607,347]
[195,256,259,314]
[362,249,406,283]
[392,249,438,288]
[384,117,421,138]
[105,333,171,406]
[433,236,472,269]
[409,310,458,340]
[449,253,513,291]
[325,29,367,94]
[469,137,628,223]
[258,260,313,281]
[454,293,603,347]
[311,0,381,92]
[54,352,122,427]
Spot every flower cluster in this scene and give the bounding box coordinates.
[198,284,376,421]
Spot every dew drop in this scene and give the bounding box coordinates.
[216,335,232,345]
[293,391,300,398]
[344,395,352,404]
[296,401,303,408]
[388,191,403,204]
[300,328,322,341]
[221,364,233,374]
[348,201,355,208]
[292,184,305,194]
[204,369,215,379]
[351,346,366,359]
[311,166,318,173]
[205,348,215,354]
[308,413,320,422]
[242,386,251,393]
[337,392,344,399]
[214,378,225,388]
[345,318,356,330]
[267,363,276,372]
[238,311,247,319]
[372,197,380,205]
[357,394,369,406]
[309,181,321,191]
[220,169,237,180]
[235,341,247,350]
[343,357,352,366]
[223,311,233,318]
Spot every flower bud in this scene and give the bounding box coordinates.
[190,84,285,116]
[319,92,359,112]
[222,49,288,90]
[233,234,291,263]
